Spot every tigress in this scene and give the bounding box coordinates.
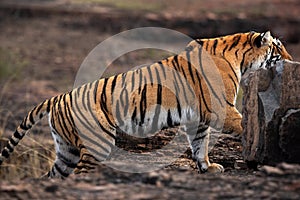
[0,31,292,178]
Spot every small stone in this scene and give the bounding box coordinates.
[260,165,284,176]
[278,162,300,173]
[234,160,248,169]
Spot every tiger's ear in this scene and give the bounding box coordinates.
[254,31,272,48]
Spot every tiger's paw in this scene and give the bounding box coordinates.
[197,161,224,173]
[207,163,224,173]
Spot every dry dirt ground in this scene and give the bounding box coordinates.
[0,0,300,199]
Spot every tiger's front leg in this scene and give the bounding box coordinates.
[224,107,243,136]
[187,125,224,173]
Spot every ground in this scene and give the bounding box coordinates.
[0,0,300,199]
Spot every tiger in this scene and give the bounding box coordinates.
[0,31,292,178]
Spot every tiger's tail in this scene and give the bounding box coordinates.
[0,96,56,165]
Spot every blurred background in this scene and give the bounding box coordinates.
[0,0,299,179]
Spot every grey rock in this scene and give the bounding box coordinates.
[242,60,300,165]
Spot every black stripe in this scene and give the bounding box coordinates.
[146,67,154,86]
[115,100,124,127]
[205,40,209,51]
[172,55,180,71]
[35,100,46,115]
[2,149,9,158]
[192,133,207,142]
[151,68,163,132]
[212,39,218,55]
[176,97,182,119]
[222,44,229,56]
[195,73,203,120]
[46,99,51,113]
[179,63,187,80]
[79,152,98,162]
[53,96,59,104]
[235,49,239,58]
[119,87,125,108]
[6,143,14,152]
[223,57,239,83]
[13,130,23,140]
[77,162,97,167]
[167,109,173,127]
[138,69,143,94]
[93,80,99,104]
[55,95,71,141]
[173,69,189,106]
[54,163,69,177]
[172,70,181,92]
[121,73,127,88]
[157,61,167,80]
[111,75,118,95]
[69,147,80,157]
[155,68,162,105]
[223,93,235,107]
[186,51,195,84]
[20,120,30,130]
[172,76,182,119]
[140,83,147,124]
[9,138,18,146]
[63,94,75,137]
[123,88,129,117]
[131,72,135,91]
[240,47,253,75]
[198,75,212,113]
[65,92,79,146]
[57,152,78,168]
[229,35,241,51]
[77,161,98,170]
[228,74,238,94]
[152,103,161,132]
[29,110,35,125]
[50,167,56,177]
[131,107,137,121]
[82,84,89,111]
[222,38,226,44]
[100,78,109,113]
[66,93,75,127]
[195,40,204,46]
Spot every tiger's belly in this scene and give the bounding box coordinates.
[115,106,200,138]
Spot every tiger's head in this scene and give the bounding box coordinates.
[244,31,292,74]
[185,31,292,76]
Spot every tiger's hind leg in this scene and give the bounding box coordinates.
[73,146,99,175]
[187,124,224,173]
[44,130,80,179]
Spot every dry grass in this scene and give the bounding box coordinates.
[0,135,54,180]
[0,48,54,180]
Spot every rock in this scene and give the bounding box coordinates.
[241,60,300,166]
